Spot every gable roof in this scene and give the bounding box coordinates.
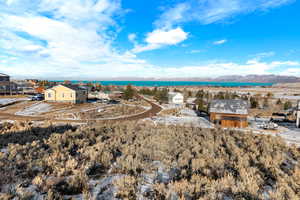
[47,84,86,92]
[209,99,248,115]
[168,92,183,98]
[61,84,86,91]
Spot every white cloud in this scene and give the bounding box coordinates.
[128,33,137,43]
[213,39,227,45]
[146,28,188,45]
[132,27,188,53]
[155,3,190,29]
[2,55,299,78]
[189,50,202,54]
[281,68,300,76]
[0,0,298,79]
[155,0,295,28]
[0,0,150,78]
[141,59,300,78]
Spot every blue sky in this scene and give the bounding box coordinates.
[0,0,300,79]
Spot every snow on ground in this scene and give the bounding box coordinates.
[150,116,214,128]
[180,108,198,117]
[249,118,300,146]
[277,127,300,146]
[15,103,52,116]
[161,104,183,110]
[0,98,29,106]
[274,94,300,100]
[147,108,213,128]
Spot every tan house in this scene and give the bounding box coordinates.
[45,84,87,104]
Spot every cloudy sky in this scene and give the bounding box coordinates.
[0,0,300,79]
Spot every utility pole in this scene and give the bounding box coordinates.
[296,101,300,128]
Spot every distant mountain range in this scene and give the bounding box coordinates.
[95,75,300,83]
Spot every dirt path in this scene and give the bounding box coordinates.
[0,95,162,124]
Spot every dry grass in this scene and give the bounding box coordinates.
[0,121,299,199]
[158,108,181,117]
[0,95,28,99]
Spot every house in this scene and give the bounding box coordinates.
[168,92,184,105]
[0,73,11,94]
[45,84,87,104]
[297,101,300,128]
[209,99,249,128]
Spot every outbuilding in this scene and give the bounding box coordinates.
[209,99,249,128]
[168,92,184,105]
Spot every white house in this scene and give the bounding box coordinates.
[168,92,184,105]
[297,101,300,128]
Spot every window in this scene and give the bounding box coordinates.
[62,93,64,98]
[48,93,51,98]
[70,93,73,98]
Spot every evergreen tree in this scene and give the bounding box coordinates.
[155,88,169,103]
[196,90,204,98]
[250,97,259,108]
[187,90,193,97]
[263,98,269,108]
[123,84,135,100]
[196,98,207,112]
[284,101,292,110]
[276,99,282,105]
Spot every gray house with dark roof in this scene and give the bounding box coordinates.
[0,73,11,94]
[209,100,249,128]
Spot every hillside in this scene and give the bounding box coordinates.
[0,121,300,199]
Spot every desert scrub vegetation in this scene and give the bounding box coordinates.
[90,104,146,119]
[158,108,181,117]
[0,121,299,199]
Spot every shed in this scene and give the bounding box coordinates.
[209,99,249,128]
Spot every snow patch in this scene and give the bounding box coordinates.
[16,103,52,116]
[0,98,29,106]
[149,116,213,128]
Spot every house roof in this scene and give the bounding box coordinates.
[209,99,248,115]
[61,84,87,91]
[0,73,9,77]
[47,84,86,92]
[168,92,183,98]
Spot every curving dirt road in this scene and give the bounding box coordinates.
[0,95,162,124]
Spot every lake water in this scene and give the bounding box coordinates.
[53,80,273,87]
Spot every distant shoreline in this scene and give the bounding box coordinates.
[50,80,273,87]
